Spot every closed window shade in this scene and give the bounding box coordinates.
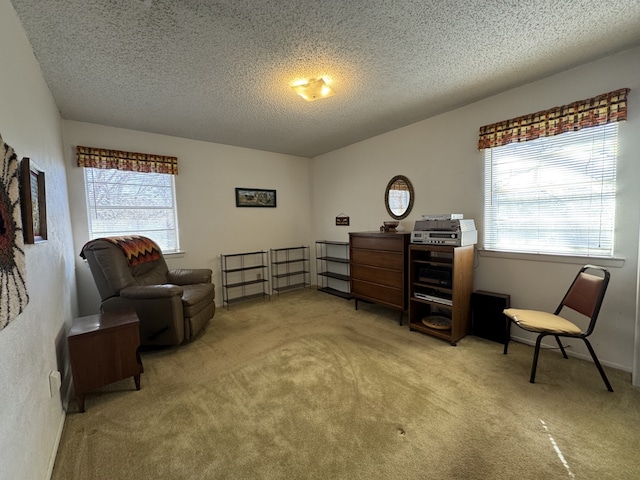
[84,168,180,252]
[484,123,617,257]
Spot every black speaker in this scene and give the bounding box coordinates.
[471,290,511,343]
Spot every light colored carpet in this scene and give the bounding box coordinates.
[53,289,640,479]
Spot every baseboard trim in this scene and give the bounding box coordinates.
[510,334,631,373]
[46,377,72,479]
[46,410,66,480]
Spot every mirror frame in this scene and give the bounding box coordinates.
[384,175,414,220]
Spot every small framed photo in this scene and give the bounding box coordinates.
[20,157,47,243]
[235,188,277,208]
[335,215,350,226]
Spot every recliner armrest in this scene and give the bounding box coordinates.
[167,269,212,285]
[120,284,184,299]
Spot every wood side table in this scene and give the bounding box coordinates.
[68,309,143,412]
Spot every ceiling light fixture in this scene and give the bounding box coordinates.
[291,78,335,102]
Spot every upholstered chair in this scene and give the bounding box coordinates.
[80,236,215,347]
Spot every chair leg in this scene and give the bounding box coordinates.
[530,334,545,383]
[554,335,569,359]
[582,338,614,392]
[503,317,512,355]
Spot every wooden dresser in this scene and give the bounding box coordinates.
[349,231,411,324]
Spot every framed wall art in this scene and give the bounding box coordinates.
[0,135,29,329]
[335,213,350,226]
[235,188,277,208]
[20,157,47,243]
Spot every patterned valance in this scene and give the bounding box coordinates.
[76,146,178,175]
[478,88,630,150]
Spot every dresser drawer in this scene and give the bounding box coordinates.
[351,264,403,288]
[352,280,403,307]
[351,249,403,270]
[350,234,405,252]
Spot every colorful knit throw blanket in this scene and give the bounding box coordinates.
[104,235,162,267]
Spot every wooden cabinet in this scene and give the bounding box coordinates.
[270,246,311,295]
[315,240,351,299]
[349,231,411,324]
[68,310,143,412]
[221,251,270,308]
[408,244,474,345]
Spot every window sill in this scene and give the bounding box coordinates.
[164,251,186,259]
[478,248,625,268]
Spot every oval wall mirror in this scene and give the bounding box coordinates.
[385,175,414,220]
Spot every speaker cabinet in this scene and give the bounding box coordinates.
[471,290,510,343]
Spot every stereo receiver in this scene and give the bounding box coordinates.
[410,229,477,246]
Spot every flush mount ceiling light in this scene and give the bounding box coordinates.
[291,78,335,102]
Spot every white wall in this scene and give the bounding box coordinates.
[0,1,77,479]
[62,121,313,315]
[312,47,640,377]
[1,2,637,477]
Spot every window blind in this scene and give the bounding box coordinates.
[84,168,180,252]
[484,123,617,257]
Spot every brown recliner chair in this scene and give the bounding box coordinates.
[80,236,215,347]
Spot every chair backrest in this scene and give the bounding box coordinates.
[80,236,170,301]
[556,264,610,335]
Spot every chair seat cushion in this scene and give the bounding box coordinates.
[503,308,582,335]
[181,283,215,317]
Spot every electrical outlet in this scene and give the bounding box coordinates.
[257,273,261,280]
[49,370,61,398]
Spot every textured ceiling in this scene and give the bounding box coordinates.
[9,0,640,158]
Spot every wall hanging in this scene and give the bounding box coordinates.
[0,134,29,330]
[335,213,350,226]
[235,188,276,207]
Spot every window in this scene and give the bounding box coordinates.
[84,168,180,252]
[478,88,628,258]
[77,145,180,253]
[484,123,617,257]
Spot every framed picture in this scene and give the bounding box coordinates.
[20,157,47,243]
[235,188,277,208]
[335,214,350,226]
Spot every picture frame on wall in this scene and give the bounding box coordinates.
[335,214,350,226]
[20,157,47,243]
[235,187,277,208]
